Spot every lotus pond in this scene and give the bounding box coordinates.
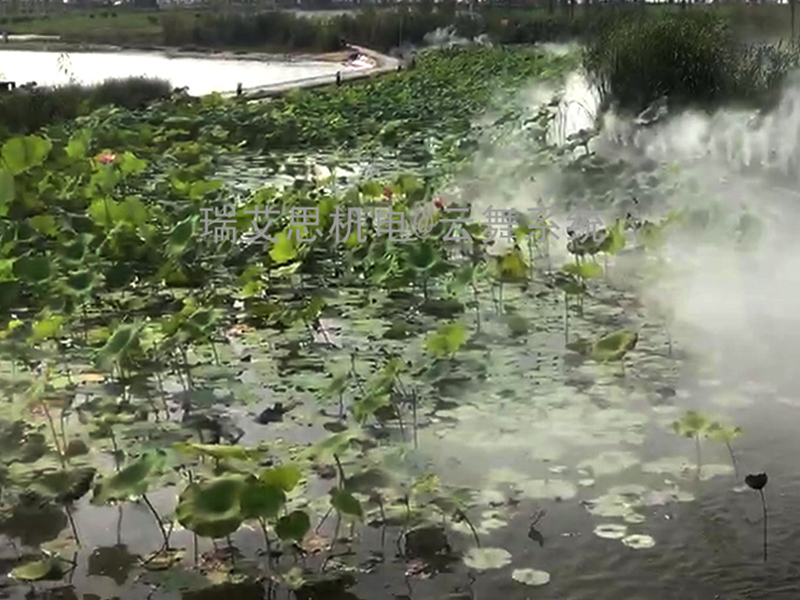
[0,43,798,600]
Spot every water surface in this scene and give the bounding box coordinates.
[0,49,347,95]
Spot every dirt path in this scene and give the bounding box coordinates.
[225,43,403,100]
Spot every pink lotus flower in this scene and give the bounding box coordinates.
[96,152,116,165]
[433,197,447,211]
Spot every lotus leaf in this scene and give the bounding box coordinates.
[175,476,246,539]
[275,510,311,542]
[591,329,638,362]
[11,558,62,581]
[330,488,363,520]
[92,451,165,504]
[260,464,303,492]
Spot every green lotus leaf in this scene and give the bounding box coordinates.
[13,255,51,283]
[591,329,638,362]
[562,261,603,280]
[259,464,303,493]
[0,168,14,216]
[11,558,62,581]
[275,510,311,542]
[66,271,95,295]
[705,422,742,443]
[175,476,246,539]
[330,488,363,520]
[672,410,712,438]
[240,477,285,520]
[425,321,468,359]
[2,135,52,175]
[92,451,164,504]
[172,442,262,462]
[30,466,96,503]
[269,230,298,265]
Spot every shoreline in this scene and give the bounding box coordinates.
[0,39,396,96]
[0,39,385,67]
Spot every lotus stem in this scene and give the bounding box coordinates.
[41,400,66,470]
[397,495,411,557]
[315,506,333,533]
[333,454,347,488]
[412,387,418,449]
[64,504,81,547]
[327,512,341,557]
[141,493,170,552]
[760,489,768,562]
[387,395,406,442]
[108,426,120,472]
[695,434,702,475]
[725,441,740,480]
[456,508,481,548]
[472,284,481,334]
[377,494,387,549]
[227,535,236,568]
[258,517,273,564]
[59,409,69,460]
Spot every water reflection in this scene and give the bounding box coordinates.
[87,545,137,586]
[0,504,67,547]
[0,50,344,95]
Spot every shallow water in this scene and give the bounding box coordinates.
[0,49,347,95]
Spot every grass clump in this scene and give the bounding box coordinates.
[0,76,172,139]
[582,11,800,113]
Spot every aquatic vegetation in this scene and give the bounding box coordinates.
[0,35,778,598]
[425,321,469,360]
[672,410,712,472]
[583,11,800,113]
[705,420,743,479]
[594,524,627,540]
[745,472,769,562]
[512,567,551,586]
[0,76,173,140]
[621,534,655,550]
[672,412,743,479]
[463,546,512,571]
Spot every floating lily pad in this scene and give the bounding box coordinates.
[463,547,512,571]
[477,518,508,535]
[511,568,550,586]
[622,534,655,549]
[594,524,628,539]
[624,512,646,524]
[11,558,63,581]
